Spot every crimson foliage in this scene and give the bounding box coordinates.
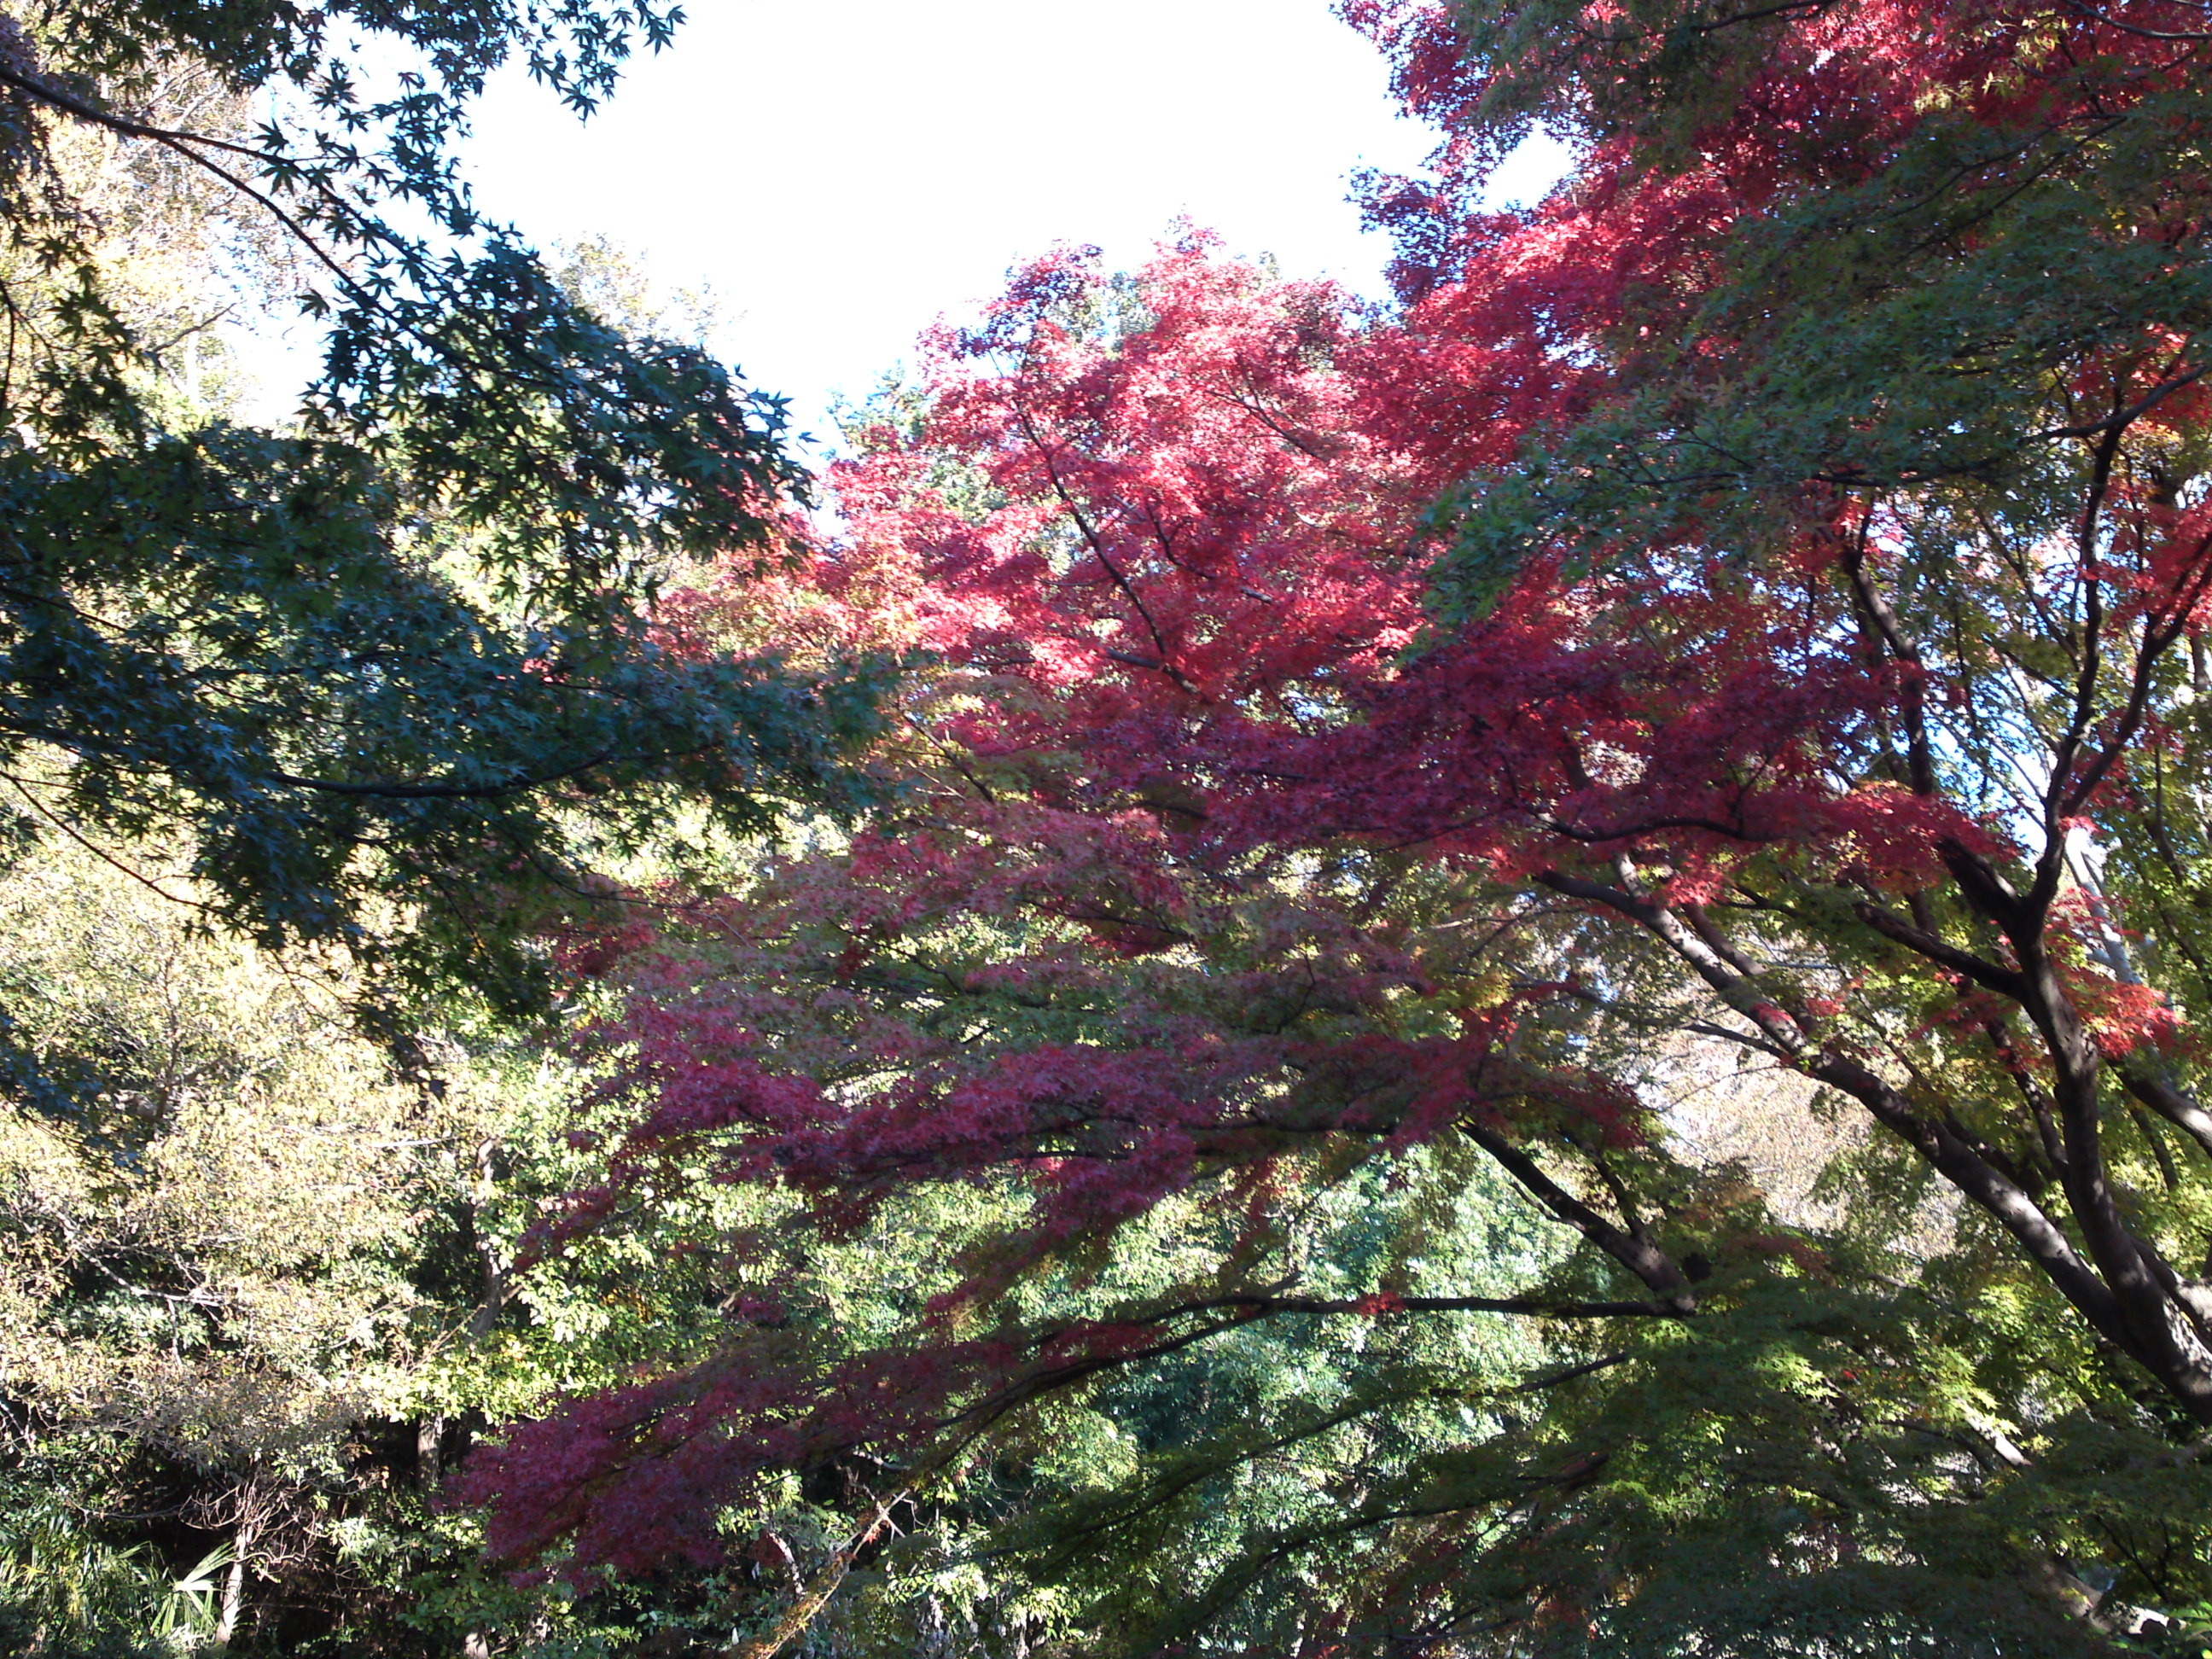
[464,0,2212,1650]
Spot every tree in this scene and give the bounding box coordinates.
[458,0,2212,1651]
[0,0,884,1087]
[0,835,841,1656]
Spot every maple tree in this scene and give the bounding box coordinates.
[0,0,885,1091]
[457,0,2212,1650]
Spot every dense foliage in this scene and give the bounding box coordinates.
[12,0,2212,1653]
[0,0,882,1081]
[457,0,2212,1651]
[0,844,818,1653]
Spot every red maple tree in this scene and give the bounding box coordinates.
[460,0,2212,1644]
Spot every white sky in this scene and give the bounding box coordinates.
[455,0,1554,452]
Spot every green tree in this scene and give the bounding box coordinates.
[0,839,821,1654]
[0,0,884,1091]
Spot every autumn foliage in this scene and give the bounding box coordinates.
[460,0,2212,1648]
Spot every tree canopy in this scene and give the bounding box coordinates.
[10,0,2212,1653]
[450,0,2212,1650]
[0,0,884,1086]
